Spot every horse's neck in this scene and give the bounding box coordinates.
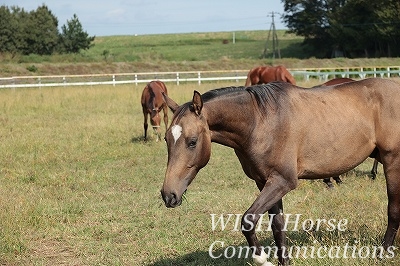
[204,96,253,149]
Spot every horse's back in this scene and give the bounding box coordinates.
[322,77,355,86]
[141,80,168,108]
[245,66,295,86]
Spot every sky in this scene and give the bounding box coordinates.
[3,0,287,36]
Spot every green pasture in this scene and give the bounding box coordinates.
[84,30,301,62]
[0,80,398,265]
[4,30,400,77]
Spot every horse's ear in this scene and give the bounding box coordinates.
[191,90,203,116]
[162,92,179,113]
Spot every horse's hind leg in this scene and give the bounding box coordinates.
[143,108,149,141]
[323,176,341,189]
[333,176,343,185]
[382,158,400,249]
[323,178,334,189]
[371,159,379,179]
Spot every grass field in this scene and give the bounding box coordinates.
[1,80,399,265]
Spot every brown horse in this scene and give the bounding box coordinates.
[314,78,380,188]
[141,80,168,141]
[245,65,296,86]
[161,78,400,265]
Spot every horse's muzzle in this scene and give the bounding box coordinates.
[161,190,182,208]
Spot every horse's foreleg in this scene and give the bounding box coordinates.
[163,106,168,132]
[242,173,295,266]
[269,199,287,265]
[371,159,379,179]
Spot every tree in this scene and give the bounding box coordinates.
[24,4,59,55]
[373,0,400,56]
[0,6,18,54]
[59,14,95,53]
[282,0,337,57]
[282,0,400,57]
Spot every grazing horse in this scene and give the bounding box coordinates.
[141,80,168,141]
[161,78,400,266]
[245,65,296,86]
[314,78,380,188]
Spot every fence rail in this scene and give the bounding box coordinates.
[1,66,399,89]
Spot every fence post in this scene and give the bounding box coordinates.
[38,77,41,89]
[63,76,66,87]
[198,72,201,85]
[176,72,179,85]
[134,74,138,86]
[112,75,115,87]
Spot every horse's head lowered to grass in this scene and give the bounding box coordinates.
[141,80,169,141]
[161,91,211,208]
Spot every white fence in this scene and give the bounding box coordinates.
[1,66,399,89]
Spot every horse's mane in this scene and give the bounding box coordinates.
[246,82,290,112]
[201,83,290,110]
[201,86,245,102]
[172,83,290,122]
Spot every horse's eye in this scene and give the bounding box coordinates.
[188,138,197,149]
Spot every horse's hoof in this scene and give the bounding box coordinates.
[323,181,334,189]
[253,250,275,266]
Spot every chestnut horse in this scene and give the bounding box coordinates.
[141,80,168,141]
[314,78,380,188]
[245,65,296,86]
[161,78,400,265]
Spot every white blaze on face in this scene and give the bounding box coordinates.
[171,125,183,144]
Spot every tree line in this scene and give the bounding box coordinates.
[282,0,400,58]
[0,4,95,56]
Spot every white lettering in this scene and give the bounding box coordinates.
[210,214,234,231]
[283,214,302,231]
[208,241,224,258]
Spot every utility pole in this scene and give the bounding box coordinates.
[262,11,281,59]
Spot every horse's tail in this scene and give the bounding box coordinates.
[245,70,253,86]
[245,67,261,86]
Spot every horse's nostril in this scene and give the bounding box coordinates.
[161,191,180,208]
[170,192,177,202]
